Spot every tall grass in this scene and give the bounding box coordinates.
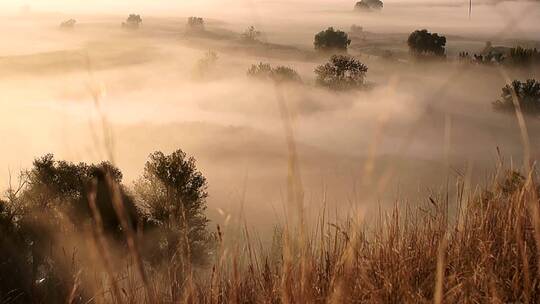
[88,168,539,303]
[1,161,539,303]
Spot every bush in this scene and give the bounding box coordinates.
[493,79,540,116]
[0,150,216,301]
[60,19,76,29]
[0,154,142,302]
[22,154,139,237]
[247,63,302,83]
[134,150,214,265]
[355,0,384,11]
[507,46,540,67]
[187,17,205,32]
[407,29,446,57]
[241,26,261,42]
[122,14,142,30]
[193,50,219,79]
[315,55,368,90]
[314,27,351,52]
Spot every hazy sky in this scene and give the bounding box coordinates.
[2,0,470,14]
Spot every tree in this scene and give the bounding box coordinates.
[187,17,205,32]
[247,63,302,83]
[122,14,142,30]
[0,197,33,303]
[507,46,540,67]
[3,155,141,302]
[493,79,540,116]
[22,154,139,237]
[241,26,261,42]
[193,50,219,79]
[314,27,351,52]
[315,55,368,90]
[247,63,273,79]
[355,0,384,11]
[407,29,446,57]
[134,150,213,265]
[60,19,76,29]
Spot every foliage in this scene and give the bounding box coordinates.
[241,26,261,42]
[187,17,205,32]
[493,79,540,116]
[0,150,217,302]
[247,63,302,83]
[507,46,540,67]
[0,197,33,303]
[407,29,446,57]
[22,154,139,237]
[3,165,540,303]
[0,155,140,303]
[122,14,142,30]
[355,0,384,11]
[134,150,213,265]
[314,27,351,52]
[315,54,368,90]
[458,51,504,65]
[193,50,219,79]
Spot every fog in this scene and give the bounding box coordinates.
[1,0,539,233]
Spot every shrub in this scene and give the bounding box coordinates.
[247,63,273,79]
[493,79,540,116]
[22,154,139,236]
[315,54,368,90]
[507,46,540,67]
[187,17,205,32]
[60,19,76,29]
[241,26,261,42]
[122,14,142,30]
[193,50,219,79]
[355,0,384,11]
[0,155,142,302]
[314,27,351,52]
[134,150,214,265]
[407,29,446,57]
[247,63,302,83]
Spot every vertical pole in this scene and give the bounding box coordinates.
[469,0,472,19]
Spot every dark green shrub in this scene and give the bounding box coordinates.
[314,27,351,52]
[355,0,384,11]
[407,29,446,57]
[493,79,540,116]
[122,14,142,30]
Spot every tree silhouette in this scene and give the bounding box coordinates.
[507,46,540,67]
[241,26,261,42]
[0,155,141,302]
[22,154,139,237]
[493,79,540,116]
[134,150,213,265]
[60,19,76,29]
[407,29,446,57]
[315,55,368,90]
[187,17,205,32]
[314,27,351,52]
[355,0,384,11]
[122,14,142,30]
[247,63,302,83]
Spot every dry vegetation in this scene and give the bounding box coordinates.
[1,1,540,303]
[1,159,540,303]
